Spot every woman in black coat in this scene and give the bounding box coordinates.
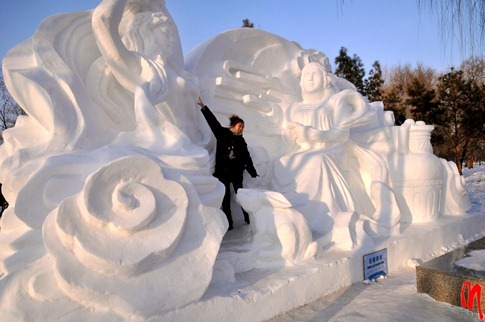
[0,184,8,218]
[197,97,258,230]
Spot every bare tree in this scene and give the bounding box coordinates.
[418,0,485,59]
[381,63,439,126]
[381,63,414,124]
[461,55,485,84]
[0,69,18,216]
[0,69,23,144]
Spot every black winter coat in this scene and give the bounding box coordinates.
[200,105,258,181]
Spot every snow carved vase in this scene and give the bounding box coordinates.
[392,120,443,223]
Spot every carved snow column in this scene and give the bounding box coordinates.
[392,120,444,224]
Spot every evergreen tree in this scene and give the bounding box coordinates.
[334,47,365,94]
[461,80,485,167]
[405,76,437,124]
[459,56,485,167]
[434,68,483,173]
[381,86,406,125]
[364,60,384,102]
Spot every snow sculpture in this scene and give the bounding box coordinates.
[0,0,226,318]
[236,188,317,264]
[187,27,470,243]
[43,156,227,317]
[0,156,226,319]
[440,159,471,215]
[0,0,471,319]
[391,120,445,223]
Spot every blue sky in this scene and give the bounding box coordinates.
[0,0,465,75]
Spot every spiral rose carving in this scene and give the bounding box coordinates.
[42,156,226,317]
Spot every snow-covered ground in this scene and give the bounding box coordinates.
[268,164,485,322]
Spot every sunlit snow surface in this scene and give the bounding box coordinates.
[456,250,485,271]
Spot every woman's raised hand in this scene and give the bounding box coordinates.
[197,97,205,109]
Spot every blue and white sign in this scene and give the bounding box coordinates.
[363,248,388,280]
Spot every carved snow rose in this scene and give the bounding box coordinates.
[42,155,224,316]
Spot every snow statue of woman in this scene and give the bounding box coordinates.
[272,62,360,236]
[92,0,204,150]
[273,61,402,240]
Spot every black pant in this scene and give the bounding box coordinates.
[219,177,249,228]
[0,184,7,218]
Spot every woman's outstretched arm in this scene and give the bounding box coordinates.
[197,97,224,137]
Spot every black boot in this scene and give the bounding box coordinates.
[242,208,250,224]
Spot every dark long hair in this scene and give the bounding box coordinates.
[229,114,244,127]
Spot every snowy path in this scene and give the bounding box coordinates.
[267,267,480,321]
